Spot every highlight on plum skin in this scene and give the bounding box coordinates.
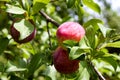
[56,22,85,42]
[53,46,80,74]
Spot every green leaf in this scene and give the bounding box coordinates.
[63,40,78,47]
[0,38,9,55]
[0,62,5,72]
[10,75,24,80]
[82,0,101,13]
[69,46,85,60]
[21,43,35,55]
[98,23,112,37]
[106,41,120,48]
[110,54,120,61]
[83,19,103,30]
[21,48,30,59]
[66,0,76,8]
[6,60,27,72]
[32,3,46,13]
[6,66,26,72]
[21,0,30,12]
[101,56,118,71]
[94,35,99,48]
[79,36,91,49]
[69,38,90,59]
[76,61,90,80]
[85,26,95,48]
[33,0,50,13]
[14,19,34,40]
[6,4,26,14]
[40,75,52,80]
[93,51,105,59]
[83,20,103,48]
[75,0,84,20]
[33,0,50,4]
[20,43,35,59]
[78,68,90,80]
[0,0,10,2]
[27,53,43,77]
[76,54,86,61]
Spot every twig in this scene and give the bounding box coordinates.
[39,11,60,27]
[89,61,106,80]
[46,20,52,48]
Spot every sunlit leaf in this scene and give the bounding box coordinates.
[94,35,99,48]
[76,61,90,80]
[33,0,50,13]
[0,0,10,2]
[6,66,26,72]
[101,56,118,71]
[79,36,91,49]
[6,4,26,14]
[106,41,120,48]
[69,37,91,59]
[83,19,103,30]
[21,43,35,55]
[78,68,90,80]
[63,40,78,47]
[21,48,30,59]
[33,0,50,4]
[83,20,103,48]
[98,23,112,37]
[6,61,26,72]
[82,0,101,13]
[69,46,85,60]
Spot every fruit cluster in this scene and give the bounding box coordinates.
[53,22,85,74]
[10,20,85,74]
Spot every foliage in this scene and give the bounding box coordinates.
[0,0,120,80]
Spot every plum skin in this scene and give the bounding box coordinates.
[53,46,79,74]
[56,22,85,42]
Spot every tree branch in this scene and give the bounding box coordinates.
[89,61,106,80]
[39,11,60,27]
[39,11,60,49]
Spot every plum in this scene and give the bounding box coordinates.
[10,19,36,44]
[53,46,79,74]
[56,22,85,42]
